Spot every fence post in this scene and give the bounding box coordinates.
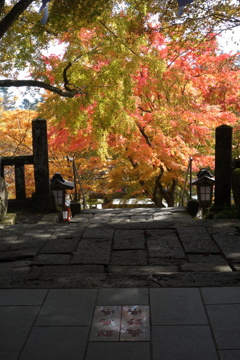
[214,124,232,208]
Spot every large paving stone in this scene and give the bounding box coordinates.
[89,217,112,224]
[0,289,47,305]
[0,260,33,269]
[201,287,240,304]
[20,326,89,360]
[85,343,150,360]
[130,215,154,222]
[34,254,72,265]
[148,257,185,266]
[110,216,131,223]
[40,237,80,253]
[218,350,240,360]
[146,230,186,258]
[21,227,54,239]
[151,272,240,287]
[0,262,31,275]
[0,233,21,244]
[113,230,145,249]
[108,265,178,274]
[177,226,220,253]
[232,263,240,271]
[30,265,105,278]
[0,306,39,351]
[150,288,208,325]
[153,212,173,220]
[110,250,148,265]
[0,249,37,262]
[180,263,232,272]
[97,288,149,305]
[152,326,218,360]
[206,304,240,349]
[36,289,98,326]
[0,351,19,360]
[0,236,49,259]
[72,238,112,264]
[212,235,240,262]
[187,253,228,264]
[108,221,175,229]
[207,225,240,236]
[71,213,93,220]
[82,228,114,239]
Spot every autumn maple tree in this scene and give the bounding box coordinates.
[40,22,240,207]
[0,1,239,206]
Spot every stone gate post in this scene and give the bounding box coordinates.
[214,124,232,208]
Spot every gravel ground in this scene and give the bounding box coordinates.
[14,209,44,224]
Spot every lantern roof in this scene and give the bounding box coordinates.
[50,173,74,190]
[192,168,215,185]
[192,176,215,186]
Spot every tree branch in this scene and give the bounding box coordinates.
[0,0,34,40]
[63,62,73,91]
[0,79,85,98]
[137,122,152,147]
[99,20,140,57]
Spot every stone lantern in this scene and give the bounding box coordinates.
[192,169,215,208]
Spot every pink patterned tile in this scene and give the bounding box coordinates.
[90,305,150,342]
[121,306,150,341]
[90,306,121,341]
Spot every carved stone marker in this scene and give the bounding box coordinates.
[31,118,55,211]
[32,118,50,194]
[214,124,232,208]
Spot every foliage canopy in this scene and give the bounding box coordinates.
[0,0,240,206]
[0,0,239,96]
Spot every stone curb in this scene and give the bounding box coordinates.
[38,212,62,224]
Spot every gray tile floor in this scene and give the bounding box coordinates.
[0,287,240,359]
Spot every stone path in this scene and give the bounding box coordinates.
[0,207,240,288]
[1,208,240,359]
[0,287,240,360]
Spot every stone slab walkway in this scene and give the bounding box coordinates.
[1,208,240,359]
[0,207,240,288]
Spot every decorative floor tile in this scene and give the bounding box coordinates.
[90,306,121,341]
[121,306,150,341]
[90,305,150,342]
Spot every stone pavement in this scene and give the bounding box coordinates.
[0,207,240,288]
[0,207,240,359]
[0,287,240,360]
